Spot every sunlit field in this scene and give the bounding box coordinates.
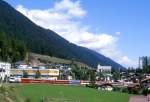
[16,84,131,102]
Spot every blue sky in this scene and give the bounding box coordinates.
[6,0,150,67]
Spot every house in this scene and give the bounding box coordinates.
[97,64,112,73]
[15,61,28,69]
[98,83,113,91]
[141,77,150,90]
[0,62,11,80]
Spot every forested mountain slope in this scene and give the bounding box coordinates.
[0,0,124,69]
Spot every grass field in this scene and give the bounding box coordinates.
[16,84,131,102]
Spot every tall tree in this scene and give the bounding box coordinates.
[23,70,28,78]
[89,69,96,87]
[0,31,27,62]
[35,69,41,79]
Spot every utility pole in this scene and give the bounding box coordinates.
[119,67,121,80]
[0,64,4,86]
[0,65,1,85]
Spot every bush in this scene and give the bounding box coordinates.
[86,84,98,89]
[142,89,150,96]
[127,87,140,94]
[25,98,31,102]
[113,87,122,92]
[121,87,129,93]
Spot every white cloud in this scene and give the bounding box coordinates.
[54,0,86,17]
[118,56,137,67]
[16,0,137,67]
[115,32,121,35]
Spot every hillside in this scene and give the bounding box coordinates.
[0,0,124,69]
[28,53,92,68]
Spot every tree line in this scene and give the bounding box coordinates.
[0,31,27,63]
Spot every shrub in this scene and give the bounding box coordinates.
[121,87,129,93]
[142,89,150,96]
[25,98,31,102]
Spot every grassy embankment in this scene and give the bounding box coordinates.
[0,85,23,102]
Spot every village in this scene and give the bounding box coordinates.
[0,56,150,97]
[0,0,150,102]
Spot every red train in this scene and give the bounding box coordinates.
[21,78,90,85]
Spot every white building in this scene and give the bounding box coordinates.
[15,61,28,69]
[0,62,11,80]
[96,64,112,81]
[97,64,112,73]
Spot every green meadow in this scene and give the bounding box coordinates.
[16,84,131,102]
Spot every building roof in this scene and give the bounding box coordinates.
[142,77,150,83]
[15,61,27,65]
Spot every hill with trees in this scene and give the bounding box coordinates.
[0,0,124,69]
[0,31,27,63]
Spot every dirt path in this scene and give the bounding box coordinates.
[129,96,147,102]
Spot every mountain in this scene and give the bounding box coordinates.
[0,0,125,69]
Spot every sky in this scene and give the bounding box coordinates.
[5,0,150,67]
